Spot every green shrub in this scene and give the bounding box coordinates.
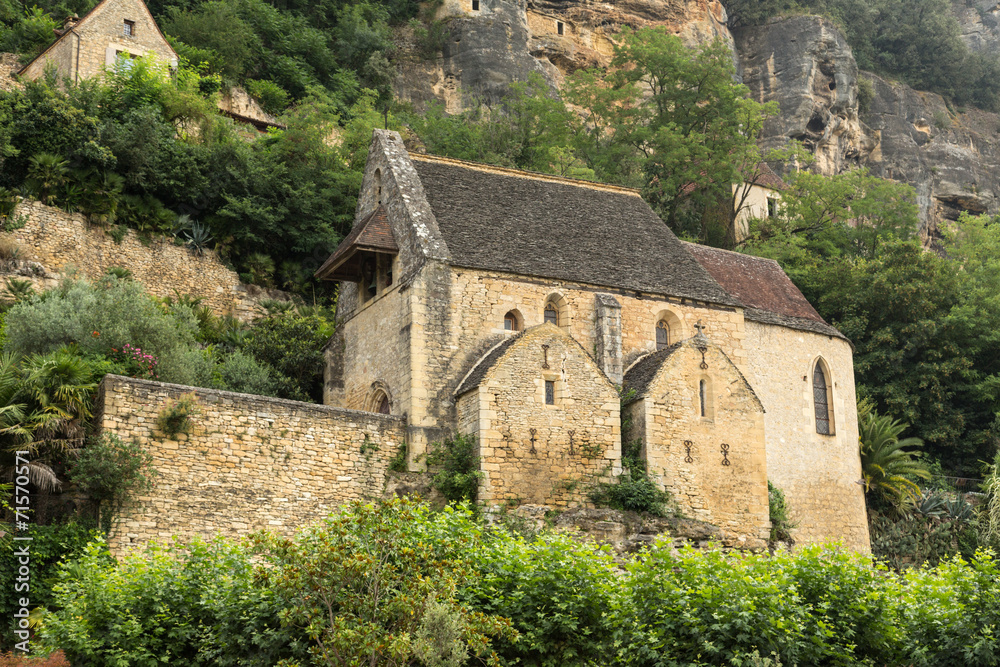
[155,392,199,439]
[240,311,332,402]
[463,531,622,665]
[68,434,156,536]
[589,438,674,516]
[40,537,310,666]
[427,433,483,503]
[0,521,106,651]
[212,349,278,396]
[3,277,207,385]
[263,497,513,666]
[768,480,796,542]
[243,79,290,116]
[870,510,964,570]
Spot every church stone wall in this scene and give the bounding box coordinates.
[458,324,621,508]
[742,321,870,551]
[627,343,770,545]
[95,375,406,554]
[4,199,283,319]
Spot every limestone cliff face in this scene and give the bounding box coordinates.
[952,0,1000,53]
[733,16,874,176]
[393,0,733,110]
[733,14,1000,238]
[863,73,1000,237]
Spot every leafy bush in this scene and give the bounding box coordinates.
[3,277,208,385]
[427,433,483,503]
[68,433,156,535]
[768,480,796,542]
[589,438,674,516]
[626,542,898,666]
[260,497,514,666]
[212,349,278,396]
[464,532,621,666]
[0,522,105,651]
[40,537,310,666]
[155,392,199,439]
[239,311,332,402]
[869,510,964,570]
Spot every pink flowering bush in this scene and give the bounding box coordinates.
[109,343,160,380]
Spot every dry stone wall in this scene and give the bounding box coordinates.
[4,199,286,319]
[95,375,406,553]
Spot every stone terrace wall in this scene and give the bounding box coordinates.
[5,199,287,319]
[95,375,407,553]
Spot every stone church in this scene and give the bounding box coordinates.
[317,129,870,550]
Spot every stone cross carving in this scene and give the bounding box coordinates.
[694,320,706,336]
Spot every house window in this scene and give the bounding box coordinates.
[545,380,555,405]
[557,21,564,35]
[381,255,393,288]
[699,379,706,417]
[123,19,135,36]
[656,320,670,350]
[767,197,778,218]
[504,310,521,331]
[813,362,833,435]
[544,303,558,326]
[472,0,480,9]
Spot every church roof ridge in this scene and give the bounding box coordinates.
[408,152,643,197]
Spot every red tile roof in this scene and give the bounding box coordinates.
[315,206,397,280]
[682,242,825,323]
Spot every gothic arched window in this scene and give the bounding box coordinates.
[813,362,833,435]
[504,310,521,331]
[656,320,670,350]
[544,303,558,326]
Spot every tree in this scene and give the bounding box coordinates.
[858,399,929,509]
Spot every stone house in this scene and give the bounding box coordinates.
[732,163,786,241]
[317,129,869,550]
[18,0,178,83]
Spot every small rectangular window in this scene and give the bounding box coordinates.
[767,197,778,218]
[123,19,135,36]
[472,0,480,9]
[557,21,564,35]
[545,380,555,405]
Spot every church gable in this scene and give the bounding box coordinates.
[456,323,621,508]
[623,333,769,545]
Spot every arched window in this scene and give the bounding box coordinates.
[813,362,833,435]
[544,303,558,326]
[699,379,706,417]
[656,320,670,350]
[504,310,521,331]
[366,382,392,415]
[698,376,714,420]
[373,168,382,205]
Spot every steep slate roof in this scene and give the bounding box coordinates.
[455,334,523,396]
[622,343,682,401]
[409,155,740,307]
[682,242,846,339]
[316,206,397,280]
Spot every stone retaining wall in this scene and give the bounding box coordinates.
[4,199,287,318]
[95,375,407,553]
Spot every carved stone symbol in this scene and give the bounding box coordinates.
[529,428,537,454]
[568,429,575,455]
[699,347,708,370]
[684,440,693,463]
[720,443,731,466]
[694,320,706,336]
[542,344,550,369]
